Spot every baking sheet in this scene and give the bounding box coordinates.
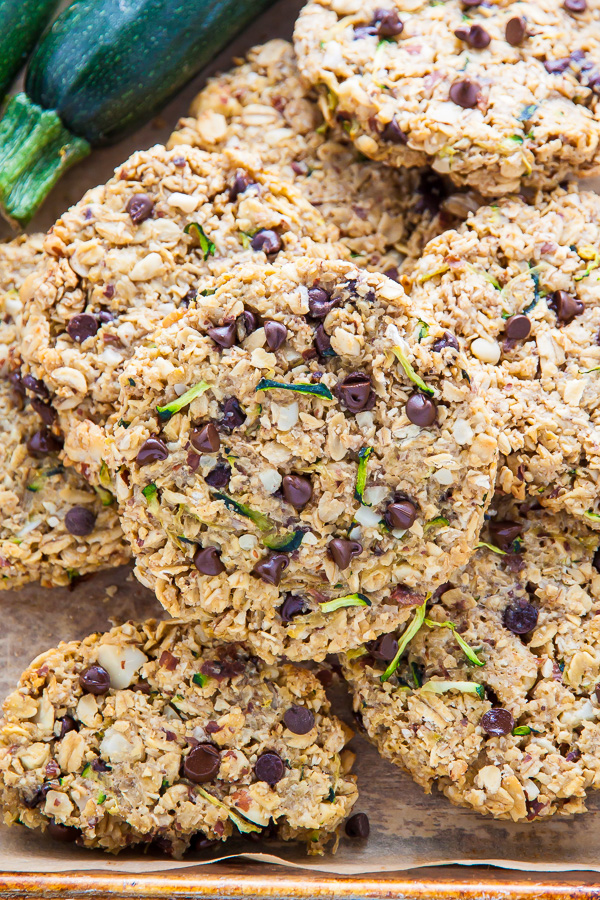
[2,0,600,878]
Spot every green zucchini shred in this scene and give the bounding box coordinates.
[381,596,429,683]
[192,673,209,687]
[142,483,160,514]
[417,320,429,342]
[354,447,373,504]
[512,725,531,736]
[196,787,261,833]
[211,491,273,532]
[424,618,484,667]
[423,516,449,532]
[156,380,210,420]
[475,541,507,555]
[26,475,45,493]
[319,593,371,614]
[420,680,485,699]
[584,510,600,522]
[417,263,449,284]
[518,104,537,121]
[94,484,115,507]
[99,461,112,490]
[263,530,305,552]
[391,346,434,396]
[256,378,333,400]
[184,223,215,260]
[583,366,600,374]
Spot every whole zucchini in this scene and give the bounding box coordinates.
[0,0,276,227]
[0,0,60,99]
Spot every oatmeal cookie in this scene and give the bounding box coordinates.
[406,183,600,525]
[18,143,344,472]
[342,497,600,822]
[109,256,498,662]
[171,39,472,266]
[0,619,357,856]
[0,237,129,590]
[294,0,600,195]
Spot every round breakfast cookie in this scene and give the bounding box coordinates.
[342,497,600,822]
[405,183,600,526]
[18,143,344,473]
[294,0,600,196]
[110,256,498,662]
[0,619,357,856]
[171,39,473,267]
[0,238,129,590]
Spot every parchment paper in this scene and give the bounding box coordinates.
[2,0,600,878]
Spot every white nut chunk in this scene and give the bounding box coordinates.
[97,644,148,690]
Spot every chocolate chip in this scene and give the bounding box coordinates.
[454,24,490,49]
[191,423,220,453]
[184,743,221,783]
[27,429,63,457]
[194,546,225,576]
[480,708,515,736]
[252,552,289,586]
[237,310,259,341]
[282,474,313,509]
[381,118,408,144]
[345,813,370,838]
[264,320,288,351]
[373,7,403,36]
[503,600,538,634]
[354,23,378,38]
[22,374,49,398]
[405,393,437,426]
[283,705,315,735]
[136,437,169,467]
[337,372,375,413]
[385,500,418,530]
[65,506,97,537]
[449,79,480,108]
[308,286,337,318]
[544,57,572,74]
[432,331,459,352]
[504,314,531,340]
[31,398,56,427]
[58,716,78,739]
[593,547,600,572]
[66,313,99,343]
[367,633,398,661]
[126,194,154,224]
[254,751,285,785]
[462,0,481,6]
[230,171,253,201]
[314,323,335,358]
[205,462,231,488]
[280,594,307,623]
[488,519,522,552]
[328,538,363,569]
[505,15,527,45]
[220,397,245,431]
[207,321,237,349]
[548,290,584,324]
[564,0,586,12]
[251,230,282,255]
[79,665,111,695]
[47,820,79,843]
[24,781,55,809]
[98,307,114,321]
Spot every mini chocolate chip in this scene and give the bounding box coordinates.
[564,0,586,12]
[504,314,531,340]
[488,519,522,551]
[24,781,55,809]
[264,320,287,351]
[191,423,220,453]
[255,751,285,785]
[207,321,237,349]
[345,813,370,838]
[548,290,584,324]
[454,24,490,49]
[220,397,245,431]
[503,600,538,634]
[230,171,253,201]
[480,708,515,736]
[282,474,313,509]
[314,323,334,358]
[462,0,481,6]
[308,286,337,318]
[337,372,374,413]
[283,705,315,735]
[505,15,527,45]
[59,716,78,739]
[565,747,581,762]
[205,462,231,488]
[98,308,114,322]
[237,310,259,341]
[66,313,99,343]
[191,833,219,852]
[374,7,403,36]
[79,664,111,695]
[126,194,154,224]
[136,437,169,467]
[354,23,378,38]
[280,593,307,623]
[367,633,398,661]
[65,506,97,537]
[251,229,282,254]
[194,546,225,576]
[252,552,289,586]
[47,820,79,843]
[22,374,49,398]
[405,393,437,427]
[432,331,459,352]
[544,57,572,74]
[593,547,600,572]
[381,118,408,144]
[27,429,63,457]
[92,758,111,773]
[449,79,480,108]
[31,398,56,427]
[184,743,221,783]
[328,538,363,569]
[385,500,417,530]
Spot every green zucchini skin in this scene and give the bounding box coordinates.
[0,0,60,98]
[26,0,276,146]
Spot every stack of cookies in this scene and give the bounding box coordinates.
[2,0,600,857]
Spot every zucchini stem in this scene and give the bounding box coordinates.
[0,93,90,228]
